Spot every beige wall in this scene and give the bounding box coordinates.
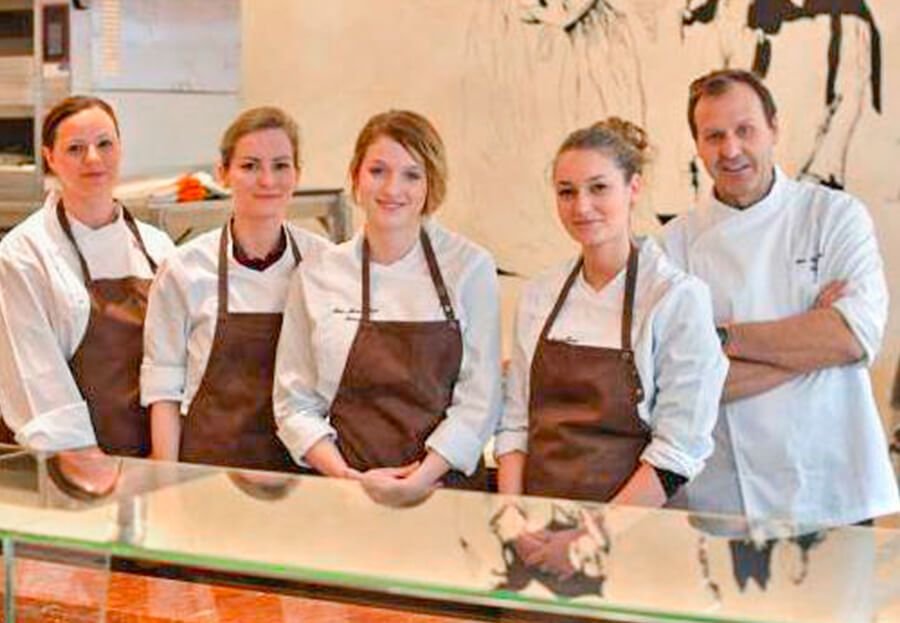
[243,0,900,424]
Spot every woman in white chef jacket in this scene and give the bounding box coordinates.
[495,118,727,510]
[141,107,331,471]
[273,110,503,506]
[0,96,174,454]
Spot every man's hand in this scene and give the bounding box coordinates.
[724,279,862,374]
[813,279,848,309]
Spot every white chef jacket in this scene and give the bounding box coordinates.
[495,236,726,479]
[662,166,899,528]
[0,191,175,451]
[273,219,503,476]
[140,223,332,413]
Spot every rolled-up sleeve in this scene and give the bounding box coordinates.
[822,198,887,366]
[273,268,334,463]
[426,252,503,475]
[640,279,726,479]
[140,256,190,407]
[494,289,532,458]
[0,254,96,451]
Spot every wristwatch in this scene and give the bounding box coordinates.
[716,325,730,349]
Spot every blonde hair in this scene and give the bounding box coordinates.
[219,106,300,170]
[554,117,649,181]
[349,110,447,215]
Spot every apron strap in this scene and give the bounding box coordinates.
[361,236,373,322]
[120,203,159,273]
[621,243,639,352]
[360,228,457,323]
[217,223,231,320]
[419,228,457,322]
[286,228,302,266]
[537,256,583,343]
[56,200,93,286]
[537,243,640,350]
[57,200,158,285]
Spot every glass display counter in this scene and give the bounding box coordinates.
[0,446,897,622]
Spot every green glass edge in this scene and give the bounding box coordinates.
[0,527,785,623]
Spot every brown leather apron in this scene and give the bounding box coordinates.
[57,202,157,457]
[179,223,301,472]
[329,229,487,490]
[524,245,649,502]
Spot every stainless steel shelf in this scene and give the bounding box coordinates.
[0,188,353,243]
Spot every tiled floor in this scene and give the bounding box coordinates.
[3,559,486,623]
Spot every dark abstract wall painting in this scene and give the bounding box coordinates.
[464,1,649,143]
[517,0,649,125]
[682,0,883,188]
[461,1,664,269]
[454,0,898,407]
[465,0,888,211]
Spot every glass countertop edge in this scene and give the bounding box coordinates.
[0,527,780,623]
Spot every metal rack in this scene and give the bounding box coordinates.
[0,188,354,243]
[0,0,69,201]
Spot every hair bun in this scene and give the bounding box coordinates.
[600,117,648,154]
[556,116,650,179]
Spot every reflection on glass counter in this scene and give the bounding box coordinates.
[0,448,898,622]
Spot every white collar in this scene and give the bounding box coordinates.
[44,190,124,240]
[352,217,438,269]
[709,166,788,216]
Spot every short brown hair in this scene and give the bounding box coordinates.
[220,106,301,170]
[554,117,650,181]
[42,95,119,172]
[349,110,447,215]
[687,69,777,139]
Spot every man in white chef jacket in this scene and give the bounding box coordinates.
[663,68,899,531]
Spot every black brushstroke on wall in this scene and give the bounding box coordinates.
[683,0,882,113]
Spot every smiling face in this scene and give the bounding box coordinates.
[219,127,298,221]
[43,106,121,203]
[693,82,778,208]
[354,135,428,236]
[553,148,639,250]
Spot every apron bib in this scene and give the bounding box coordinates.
[329,229,486,490]
[179,224,301,472]
[524,245,649,502]
[58,202,157,457]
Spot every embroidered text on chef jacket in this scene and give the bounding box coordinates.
[662,167,899,528]
[273,219,503,476]
[496,237,727,480]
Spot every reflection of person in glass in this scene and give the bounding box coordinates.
[274,111,502,507]
[490,502,610,598]
[46,448,123,502]
[494,119,726,577]
[226,470,298,502]
[0,96,174,455]
[723,531,825,591]
[141,107,330,471]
